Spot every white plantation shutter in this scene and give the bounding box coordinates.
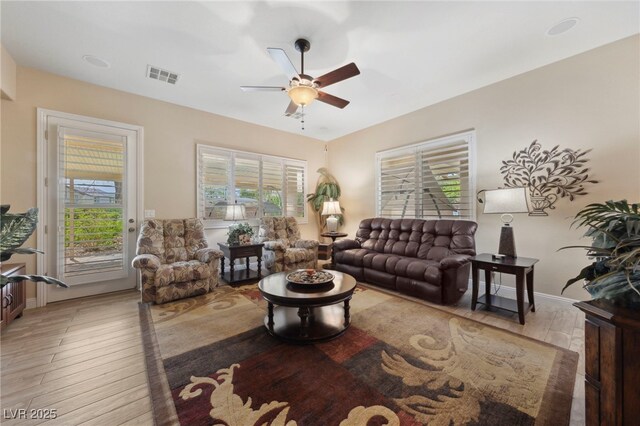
[197,145,307,227]
[379,152,418,218]
[262,158,284,217]
[376,131,475,220]
[234,155,260,218]
[57,128,128,283]
[285,162,306,217]
[198,150,231,220]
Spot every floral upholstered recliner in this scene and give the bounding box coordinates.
[258,217,319,273]
[132,218,223,304]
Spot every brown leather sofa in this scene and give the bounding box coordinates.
[333,218,477,305]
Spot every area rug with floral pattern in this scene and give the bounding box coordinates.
[139,283,578,426]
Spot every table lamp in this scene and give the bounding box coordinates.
[321,199,341,233]
[224,201,246,222]
[479,187,529,258]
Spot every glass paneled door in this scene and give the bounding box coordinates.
[43,114,140,303]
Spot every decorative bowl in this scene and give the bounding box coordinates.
[286,269,334,286]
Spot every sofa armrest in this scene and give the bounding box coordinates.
[195,248,224,263]
[439,254,471,270]
[293,239,319,250]
[132,254,161,271]
[333,239,361,252]
[263,240,287,252]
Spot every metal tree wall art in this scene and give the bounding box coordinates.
[500,140,598,216]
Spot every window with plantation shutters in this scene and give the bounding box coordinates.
[376,131,476,220]
[197,145,307,227]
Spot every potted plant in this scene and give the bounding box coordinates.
[561,200,640,305]
[307,167,344,236]
[226,222,254,246]
[1,205,67,288]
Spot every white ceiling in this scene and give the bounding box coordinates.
[2,1,638,142]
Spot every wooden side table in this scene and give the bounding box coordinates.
[217,243,264,285]
[1,263,27,331]
[470,253,539,325]
[321,232,348,269]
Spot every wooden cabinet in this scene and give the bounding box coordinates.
[575,300,640,426]
[1,263,27,330]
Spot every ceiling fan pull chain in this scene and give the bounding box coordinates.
[301,106,305,131]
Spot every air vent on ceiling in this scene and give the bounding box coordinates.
[147,65,179,85]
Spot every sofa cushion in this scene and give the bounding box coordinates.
[155,260,211,287]
[284,247,315,265]
[417,220,477,261]
[260,217,291,246]
[184,218,208,259]
[335,248,374,267]
[400,258,441,285]
[164,219,188,263]
[137,219,166,262]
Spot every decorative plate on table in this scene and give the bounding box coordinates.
[286,269,334,286]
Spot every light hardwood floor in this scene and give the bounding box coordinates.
[1,287,585,425]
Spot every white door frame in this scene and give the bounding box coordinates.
[36,108,144,307]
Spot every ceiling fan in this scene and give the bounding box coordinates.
[241,38,360,116]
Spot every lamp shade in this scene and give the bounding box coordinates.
[321,200,341,216]
[288,85,318,106]
[224,203,246,221]
[482,188,529,214]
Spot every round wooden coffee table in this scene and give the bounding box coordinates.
[258,270,357,343]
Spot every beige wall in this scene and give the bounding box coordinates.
[1,45,17,101]
[3,36,639,302]
[328,35,640,300]
[1,67,325,299]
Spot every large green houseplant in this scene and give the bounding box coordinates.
[561,200,640,305]
[1,205,67,288]
[306,168,344,235]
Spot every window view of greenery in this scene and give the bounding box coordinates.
[64,179,124,275]
[62,131,126,277]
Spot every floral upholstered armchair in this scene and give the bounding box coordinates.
[132,218,223,304]
[258,217,319,273]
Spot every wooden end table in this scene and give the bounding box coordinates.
[217,243,264,285]
[320,232,348,269]
[1,263,27,331]
[470,253,539,325]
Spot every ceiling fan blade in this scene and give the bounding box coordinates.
[240,86,285,92]
[267,48,300,81]
[317,91,350,109]
[284,101,299,116]
[315,63,360,88]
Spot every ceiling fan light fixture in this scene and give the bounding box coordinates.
[288,85,318,106]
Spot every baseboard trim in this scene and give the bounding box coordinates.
[26,298,37,310]
[476,281,578,305]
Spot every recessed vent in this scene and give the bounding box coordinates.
[147,65,179,85]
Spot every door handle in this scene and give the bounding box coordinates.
[1,296,9,309]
